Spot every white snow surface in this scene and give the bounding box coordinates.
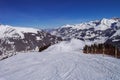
[61,18,118,31]
[45,39,85,52]
[95,18,117,30]
[111,29,120,37]
[0,39,120,80]
[0,25,41,39]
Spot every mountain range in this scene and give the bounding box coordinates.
[0,25,62,60]
[0,17,120,60]
[50,18,120,48]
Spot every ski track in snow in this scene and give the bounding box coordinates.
[0,52,120,80]
[0,39,120,80]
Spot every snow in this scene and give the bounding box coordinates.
[95,24,110,30]
[111,29,120,37]
[0,39,120,80]
[0,25,41,39]
[0,78,6,80]
[101,18,117,26]
[36,37,41,40]
[45,39,85,52]
[112,39,120,42]
[116,22,120,27]
[61,24,74,28]
[60,18,119,31]
[61,23,94,30]
[51,31,58,36]
[95,18,117,30]
[72,23,93,30]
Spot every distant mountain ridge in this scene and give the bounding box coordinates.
[1,17,120,60]
[50,18,120,48]
[0,25,62,60]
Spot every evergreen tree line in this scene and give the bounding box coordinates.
[39,44,51,52]
[83,43,120,58]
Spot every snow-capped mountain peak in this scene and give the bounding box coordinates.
[0,24,62,60]
[50,18,120,48]
[60,18,120,31]
[61,24,74,28]
[0,25,41,39]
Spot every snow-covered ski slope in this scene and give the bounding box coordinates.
[0,39,120,80]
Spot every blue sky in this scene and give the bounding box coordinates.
[0,0,120,28]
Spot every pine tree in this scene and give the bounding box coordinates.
[115,46,117,58]
[102,44,105,57]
